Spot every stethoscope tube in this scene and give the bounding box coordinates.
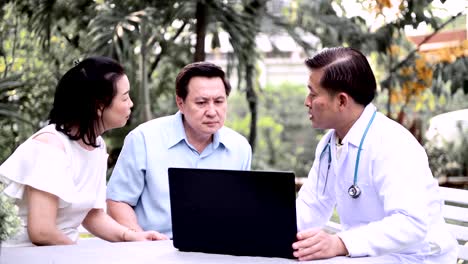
[317,142,331,195]
[318,110,377,199]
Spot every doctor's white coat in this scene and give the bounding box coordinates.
[296,104,458,263]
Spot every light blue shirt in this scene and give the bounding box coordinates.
[106,112,252,238]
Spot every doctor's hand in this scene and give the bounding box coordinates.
[124,229,169,241]
[292,228,348,261]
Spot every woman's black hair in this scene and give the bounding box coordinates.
[48,56,125,147]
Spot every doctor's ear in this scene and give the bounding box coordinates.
[337,93,349,108]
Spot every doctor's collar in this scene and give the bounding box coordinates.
[342,104,377,149]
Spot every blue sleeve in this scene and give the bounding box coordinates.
[106,130,146,206]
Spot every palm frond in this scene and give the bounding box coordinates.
[0,74,24,93]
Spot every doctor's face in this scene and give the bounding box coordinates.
[304,70,339,129]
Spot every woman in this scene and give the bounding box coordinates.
[0,56,167,246]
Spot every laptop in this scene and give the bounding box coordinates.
[168,167,297,259]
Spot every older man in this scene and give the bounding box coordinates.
[106,62,252,239]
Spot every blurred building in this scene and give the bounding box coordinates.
[204,0,316,88]
[406,14,467,62]
[205,31,316,89]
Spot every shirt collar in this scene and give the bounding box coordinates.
[167,111,228,150]
[338,103,377,149]
[165,111,185,149]
[214,127,233,150]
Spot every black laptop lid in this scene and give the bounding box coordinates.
[168,167,297,259]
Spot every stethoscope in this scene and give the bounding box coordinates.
[317,110,377,199]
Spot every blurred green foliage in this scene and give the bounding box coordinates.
[0,183,21,242]
[227,82,319,177]
[0,0,467,182]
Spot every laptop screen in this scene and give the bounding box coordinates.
[168,167,297,259]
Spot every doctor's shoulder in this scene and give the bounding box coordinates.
[374,114,424,151]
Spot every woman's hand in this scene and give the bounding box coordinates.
[83,209,169,242]
[123,229,169,241]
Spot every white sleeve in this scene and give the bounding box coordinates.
[296,137,336,231]
[0,140,79,207]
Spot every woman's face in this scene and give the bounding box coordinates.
[101,74,133,133]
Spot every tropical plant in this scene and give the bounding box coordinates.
[0,2,83,162]
[227,81,318,177]
[425,123,468,178]
[1,0,466,178]
[0,183,21,242]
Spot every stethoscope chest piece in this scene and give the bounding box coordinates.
[348,185,361,199]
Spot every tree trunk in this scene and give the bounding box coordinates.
[194,1,208,62]
[140,21,152,121]
[242,0,266,153]
[245,63,257,152]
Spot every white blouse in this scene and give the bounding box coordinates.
[0,125,108,247]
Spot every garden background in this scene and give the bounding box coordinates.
[1,0,467,185]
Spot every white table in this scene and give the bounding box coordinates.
[1,239,395,264]
[2,239,296,264]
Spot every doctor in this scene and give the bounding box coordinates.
[294,47,458,263]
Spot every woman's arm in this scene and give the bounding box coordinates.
[26,186,75,246]
[82,209,168,242]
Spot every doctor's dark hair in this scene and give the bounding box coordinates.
[48,56,125,147]
[305,47,376,106]
[175,61,231,100]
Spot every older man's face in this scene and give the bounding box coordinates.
[176,76,227,141]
